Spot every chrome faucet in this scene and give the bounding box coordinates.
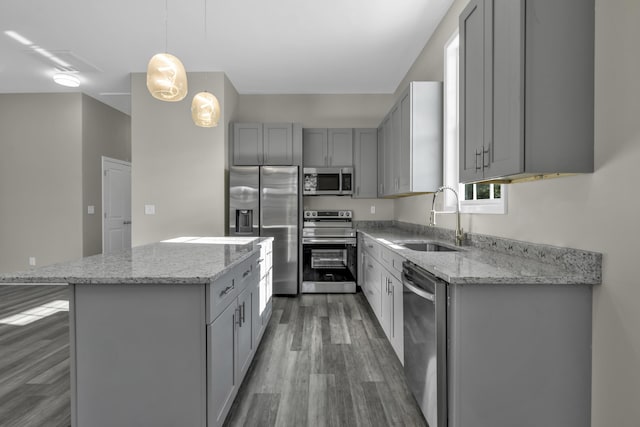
[429,186,465,246]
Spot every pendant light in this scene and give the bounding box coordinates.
[146,0,188,102]
[191,92,220,127]
[190,0,221,128]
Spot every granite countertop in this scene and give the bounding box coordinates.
[357,224,601,285]
[0,236,273,285]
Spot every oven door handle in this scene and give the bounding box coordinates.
[402,273,435,302]
[302,238,357,244]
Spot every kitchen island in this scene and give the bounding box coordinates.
[0,236,274,427]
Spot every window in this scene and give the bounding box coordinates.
[442,31,506,215]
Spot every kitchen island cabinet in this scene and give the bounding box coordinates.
[0,236,273,427]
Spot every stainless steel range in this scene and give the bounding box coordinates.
[302,210,357,293]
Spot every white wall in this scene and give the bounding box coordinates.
[0,93,84,273]
[395,0,640,425]
[131,72,229,245]
[236,93,396,220]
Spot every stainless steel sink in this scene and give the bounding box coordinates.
[397,242,458,252]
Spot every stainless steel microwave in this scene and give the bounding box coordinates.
[303,167,353,196]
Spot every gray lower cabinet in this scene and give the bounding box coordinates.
[359,235,404,363]
[233,122,293,165]
[353,128,378,198]
[303,128,353,167]
[208,300,238,427]
[447,283,592,427]
[459,0,594,183]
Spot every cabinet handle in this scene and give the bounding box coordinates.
[235,308,242,327]
[241,301,246,325]
[242,268,251,278]
[483,146,490,168]
[324,155,328,165]
[475,149,482,171]
[219,281,235,298]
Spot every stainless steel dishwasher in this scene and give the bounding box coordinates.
[402,261,447,427]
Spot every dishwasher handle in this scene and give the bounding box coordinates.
[402,272,435,302]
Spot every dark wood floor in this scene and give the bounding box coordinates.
[0,287,425,427]
[0,285,71,427]
[224,293,427,427]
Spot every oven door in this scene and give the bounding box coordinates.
[301,238,356,293]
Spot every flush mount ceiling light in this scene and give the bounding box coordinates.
[191,92,220,127]
[53,72,80,88]
[146,0,188,102]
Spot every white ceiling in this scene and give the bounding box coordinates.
[0,0,454,115]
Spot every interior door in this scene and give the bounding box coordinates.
[102,157,131,254]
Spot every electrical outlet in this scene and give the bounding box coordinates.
[370,205,376,215]
[87,205,95,215]
[144,204,156,215]
[29,257,36,266]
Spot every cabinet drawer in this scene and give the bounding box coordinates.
[362,236,379,258]
[234,254,258,294]
[379,246,404,279]
[207,254,258,323]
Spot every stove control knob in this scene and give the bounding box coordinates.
[312,211,317,217]
[339,211,344,217]
[345,211,351,217]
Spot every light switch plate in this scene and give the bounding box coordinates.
[370,205,376,214]
[87,205,95,215]
[144,204,156,215]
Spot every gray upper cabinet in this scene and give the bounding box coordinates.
[328,129,353,167]
[263,123,293,165]
[459,0,595,183]
[303,128,353,167]
[233,123,263,166]
[353,129,378,198]
[233,122,293,165]
[378,82,443,197]
[303,128,328,166]
[377,126,385,197]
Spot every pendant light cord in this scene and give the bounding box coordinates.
[165,0,168,53]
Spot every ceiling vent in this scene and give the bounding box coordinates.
[25,49,102,73]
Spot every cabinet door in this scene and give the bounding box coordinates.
[233,123,263,165]
[398,91,411,193]
[377,126,385,197]
[485,0,524,179]
[380,273,393,339]
[327,129,353,166]
[389,274,404,363]
[353,129,378,198]
[208,301,237,427]
[303,128,328,166]
[236,286,253,383]
[263,123,293,165]
[252,274,262,349]
[383,114,395,196]
[459,0,486,182]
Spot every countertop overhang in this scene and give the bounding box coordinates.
[0,237,273,285]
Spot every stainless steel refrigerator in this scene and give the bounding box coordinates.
[229,166,299,295]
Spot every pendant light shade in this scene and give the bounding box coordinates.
[191,92,221,127]
[146,53,188,102]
